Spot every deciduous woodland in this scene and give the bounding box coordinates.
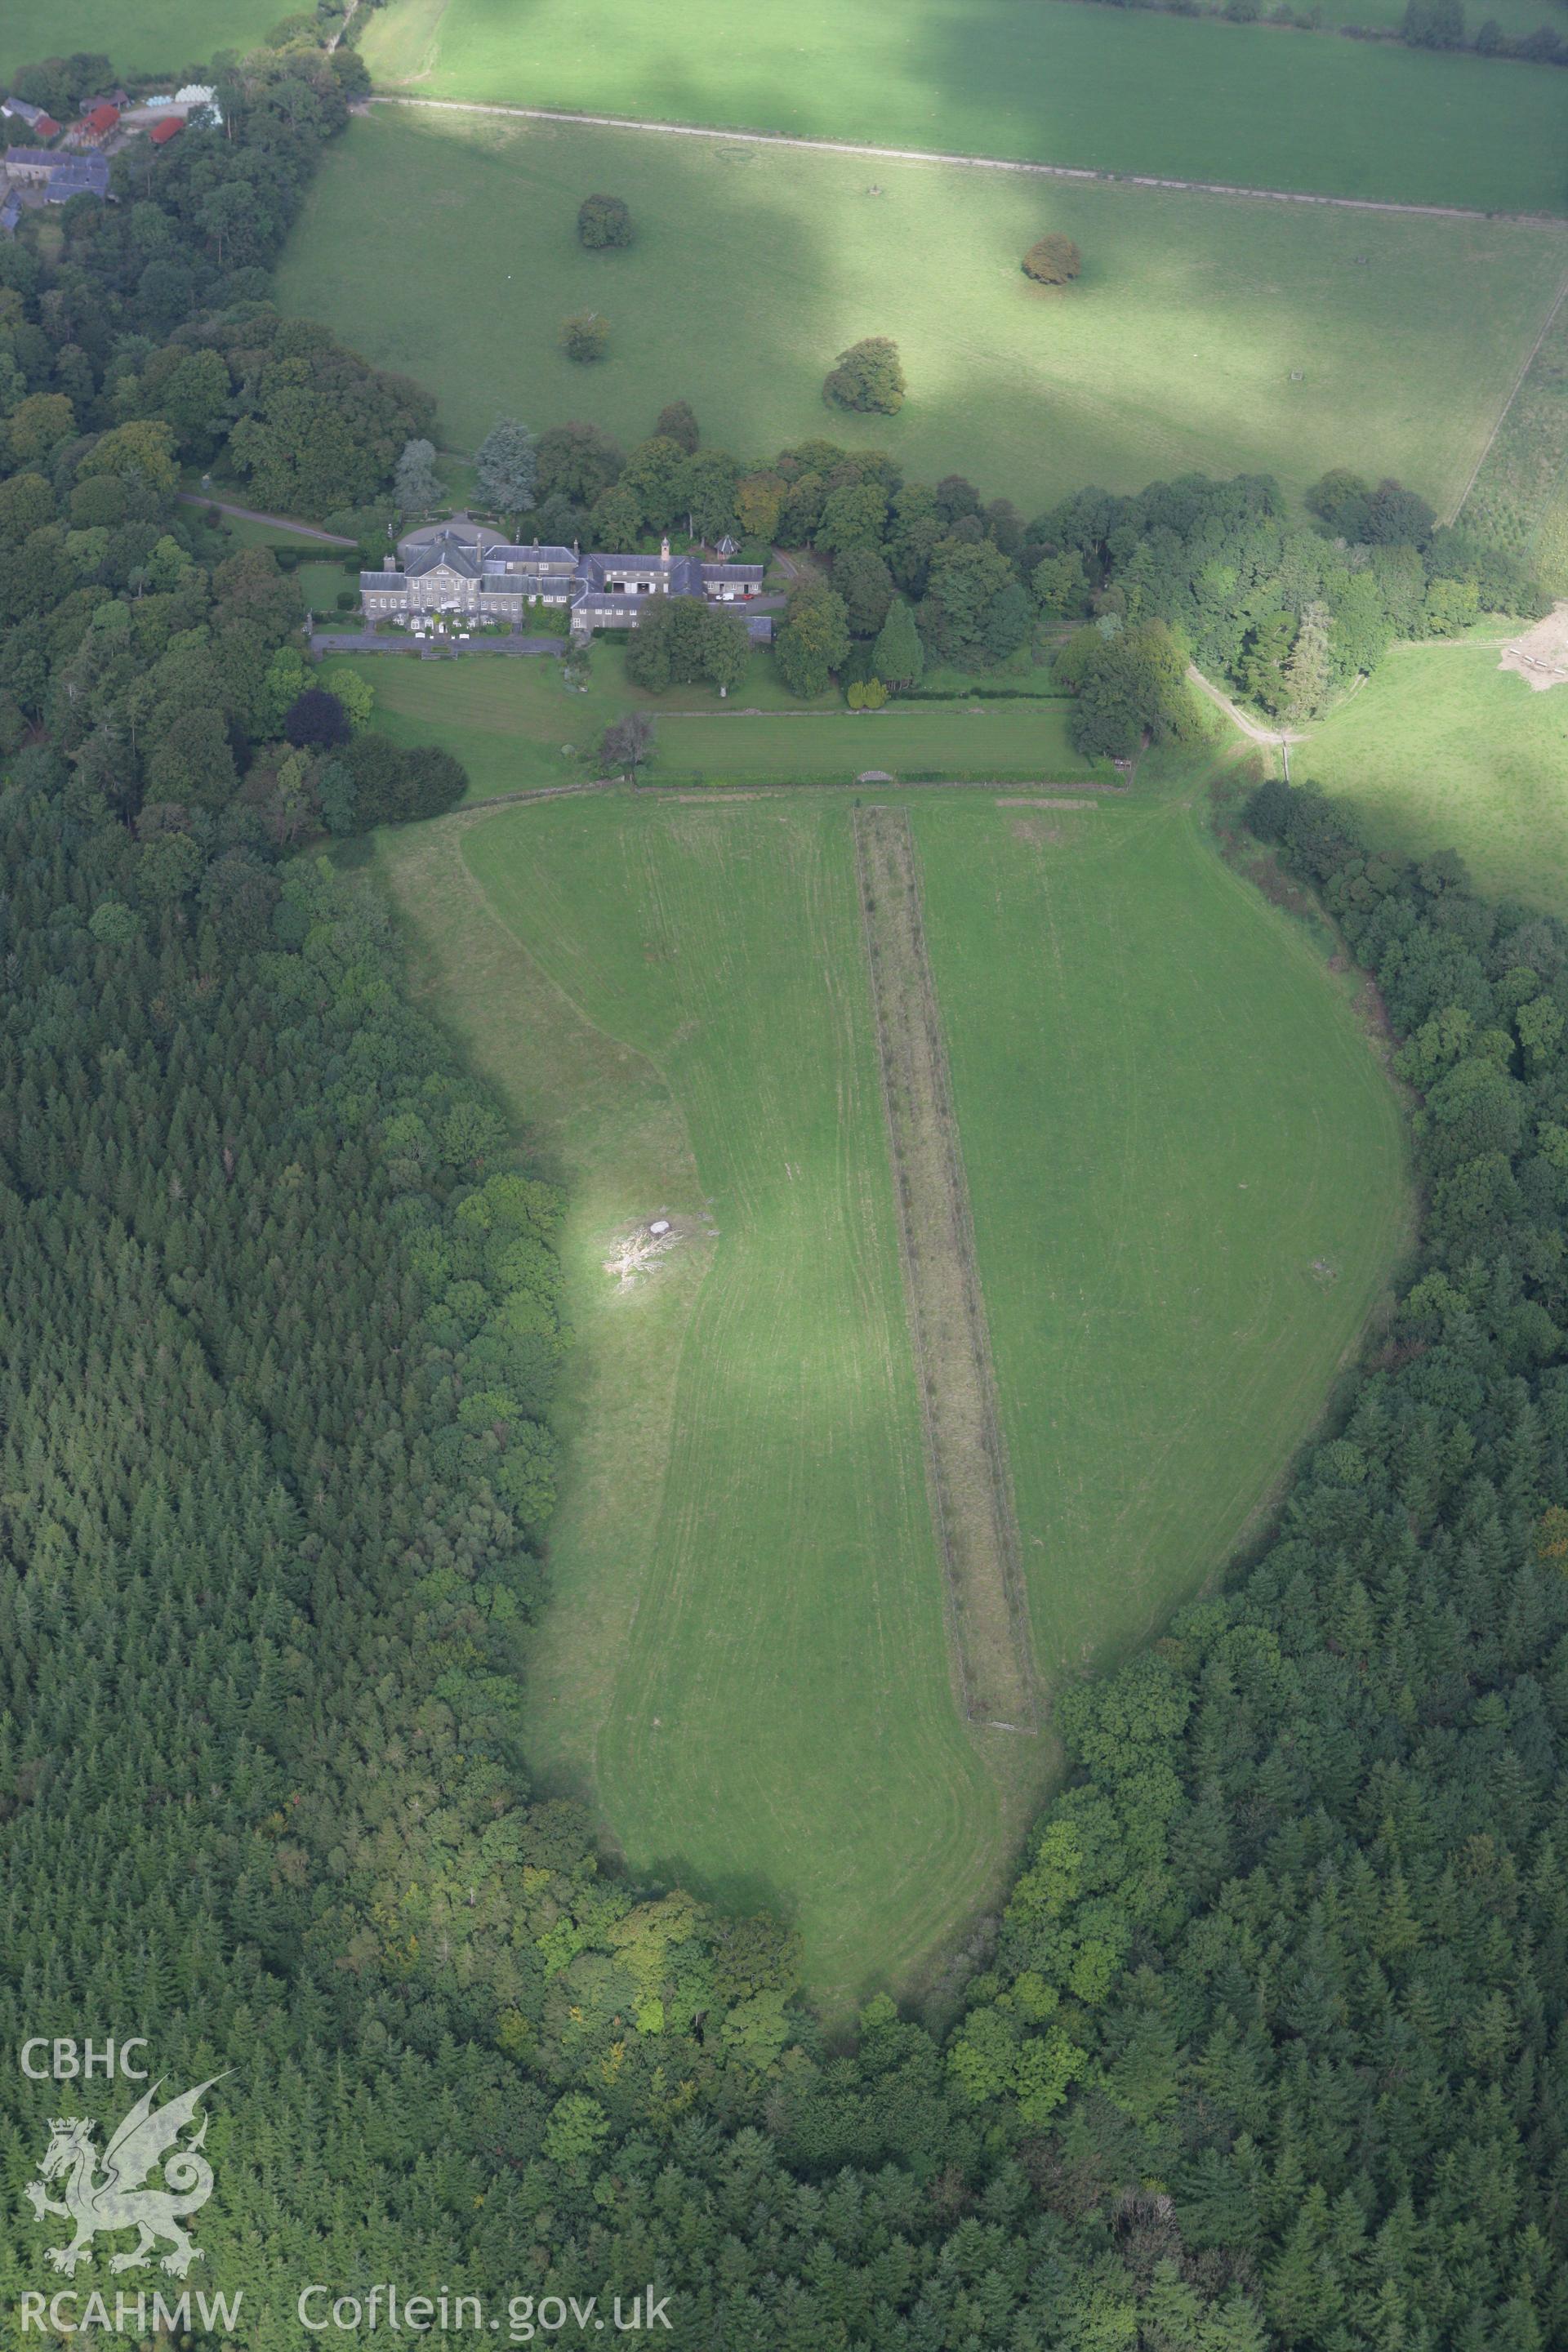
[2,15,1568,2351]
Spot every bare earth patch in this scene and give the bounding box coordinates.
[603,1217,683,1289]
[1500,603,1568,693]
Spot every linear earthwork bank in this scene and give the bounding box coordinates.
[371,786,1410,2002]
[855,804,1037,1733]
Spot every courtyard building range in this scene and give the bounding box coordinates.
[361,522,772,641]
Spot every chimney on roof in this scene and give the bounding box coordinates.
[661,532,670,560]
[572,538,580,558]
[383,555,396,570]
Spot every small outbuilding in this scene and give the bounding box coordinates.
[149,115,183,145]
[2,98,60,137]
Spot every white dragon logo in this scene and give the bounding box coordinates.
[24,2077,226,2278]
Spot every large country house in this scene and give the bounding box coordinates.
[360,522,770,641]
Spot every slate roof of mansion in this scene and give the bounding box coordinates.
[361,528,765,617]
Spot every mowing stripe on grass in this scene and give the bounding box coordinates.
[854,804,1037,1732]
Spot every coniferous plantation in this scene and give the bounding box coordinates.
[4,22,1568,2352]
[10,697,1568,2347]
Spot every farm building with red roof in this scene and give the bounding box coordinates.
[71,102,119,148]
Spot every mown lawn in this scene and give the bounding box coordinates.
[358,0,1568,214]
[320,646,1105,795]
[276,109,1567,518]
[649,702,1098,784]
[375,783,1409,2004]
[911,789,1410,1687]
[296,557,354,613]
[379,793,1016,2011]
[1303,642,1568,911]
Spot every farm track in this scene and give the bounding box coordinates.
[176,492,356,544]
[854,804,1038,1733]
[367,93,1568,227]
[1187,663,1303,751]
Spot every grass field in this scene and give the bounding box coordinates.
[358,0,1568,215]
[0,0,279,80]
[277,111,1568,520]
[216,512,332,550]
[1458,284,1568,590]
[319,648,1107,796]
[1303,643,1568,910]
[375,782,1408,2002]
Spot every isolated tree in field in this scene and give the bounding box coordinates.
[577,192,633,249]
[871,596,924,692]
[1022,234,1082,285]
[393,436,443,519]
[822,336,906,416]
[599,711,655,777]
[775,581,851,697]
[474,417,537,526]
[654,399,700,453]
[560,310,610,363]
